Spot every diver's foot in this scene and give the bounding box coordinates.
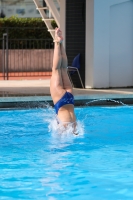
[54,27,63,43]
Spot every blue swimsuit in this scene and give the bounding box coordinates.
[54,92,74,114]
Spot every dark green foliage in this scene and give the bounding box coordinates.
[0,16,54,49]
[0,16,52,39]
[51,20,58,29]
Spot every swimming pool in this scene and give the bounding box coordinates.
[0,105,133,200]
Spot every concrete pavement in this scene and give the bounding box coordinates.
[0,80,133,96]
[0,80,133,108]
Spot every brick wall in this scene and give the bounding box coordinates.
[0,49,53,72]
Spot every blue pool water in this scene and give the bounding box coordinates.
[0,105,133,200]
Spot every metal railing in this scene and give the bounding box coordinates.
[0,27,54,80]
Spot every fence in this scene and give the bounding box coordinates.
[0,27,54,80]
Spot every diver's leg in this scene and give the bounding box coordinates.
[60,42,73,94]
[50,35,65,104]
[52,27,73,94]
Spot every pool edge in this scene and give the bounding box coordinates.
[0,94,133,108]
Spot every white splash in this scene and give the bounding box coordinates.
[41,102,84,138]
[48,117,84,136]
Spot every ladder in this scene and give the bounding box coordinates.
[33,0,60,39]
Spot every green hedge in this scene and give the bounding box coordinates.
[0,16,53,39]
[0,16,58,49]
[51,20,58,29]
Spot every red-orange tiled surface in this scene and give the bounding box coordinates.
[0,72,52,80]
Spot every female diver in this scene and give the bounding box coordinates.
[50,28,77,133]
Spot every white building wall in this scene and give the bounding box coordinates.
[0,0,42,18]
[85,0,94,88]
[0,0,59,18]
[86,0,133,88]
[109,1,133,87]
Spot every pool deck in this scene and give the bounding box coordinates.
[0,80,133,108]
